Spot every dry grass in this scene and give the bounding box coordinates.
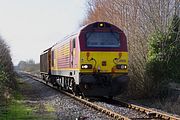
[118,89,180,116]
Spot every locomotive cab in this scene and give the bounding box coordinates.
[78,22,129,97]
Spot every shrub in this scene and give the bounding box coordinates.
[0,36,16,100]
[0,69,8,99]
[146,15,180,97]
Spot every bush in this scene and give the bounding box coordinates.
[0,69,8,99]
[146,15,180,97]
[0,36,16,101]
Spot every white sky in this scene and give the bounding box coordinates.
[0,0,86,65]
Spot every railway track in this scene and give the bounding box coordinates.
[21,71,180,120]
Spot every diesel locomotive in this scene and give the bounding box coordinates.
[40,22,128,97]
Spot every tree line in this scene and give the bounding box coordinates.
[17,60,40,73]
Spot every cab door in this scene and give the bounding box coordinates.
[70,38,76,68]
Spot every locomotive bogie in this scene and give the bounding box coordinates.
[51,69,80,84]
[79,73,128,96]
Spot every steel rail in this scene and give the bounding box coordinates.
[22,72,180,120]
[119,100,180,120]
[22,72,130,120]
[107,98,180,120]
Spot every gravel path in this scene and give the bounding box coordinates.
[19,73,113,120]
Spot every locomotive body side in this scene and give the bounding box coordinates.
[50,34,81,86]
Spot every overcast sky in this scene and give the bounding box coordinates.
[0,0,86,65]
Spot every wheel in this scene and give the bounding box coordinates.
[72,83,78,96]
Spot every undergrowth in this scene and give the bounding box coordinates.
[0,79,56,120]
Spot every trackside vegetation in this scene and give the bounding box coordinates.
[0,38,33,119]
[146,15,180,97]
[0,36,16,102]
[0,36,18,119]
[0,36,55,119]
[83,0,180,98]
[0,84,56,120]
[0,91,35,120]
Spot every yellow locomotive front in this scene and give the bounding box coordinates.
[80,52,128,73]
[78,22,128,97]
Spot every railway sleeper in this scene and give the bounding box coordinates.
[28,73,180,120]
[147,112,156,117]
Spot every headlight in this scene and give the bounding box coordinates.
[81,64,92,69]
[116,64,127,70]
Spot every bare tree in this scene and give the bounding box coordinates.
[82,0,179,97]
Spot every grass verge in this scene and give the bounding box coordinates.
[0,78,56,120]
[0,99,36,120]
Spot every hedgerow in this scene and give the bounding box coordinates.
[0,36,16,100]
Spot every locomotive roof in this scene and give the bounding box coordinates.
[44,21,122,51]
[54,21,121,43]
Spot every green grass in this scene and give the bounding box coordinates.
[0,100,36,120]
[0,79,56,120]
[0,100,56,120]
[44,103,55,112]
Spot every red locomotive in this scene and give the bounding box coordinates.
[40,22,128,98]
